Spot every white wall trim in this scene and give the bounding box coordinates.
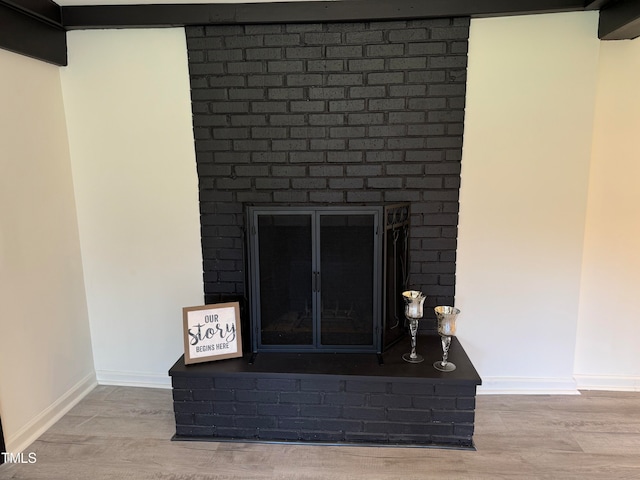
[574,374,640,392]
[477,376,580,395]
[5,373,97,454]
[96,370,172,389]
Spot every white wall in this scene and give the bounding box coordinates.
[60,29,203,387]
[574,38,640,391]
[457,12,601,393]
[0,49,96,453]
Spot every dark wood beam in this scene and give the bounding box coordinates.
[61,0,586,30]
[599,0,640,40]
[3,0,61,23]
[584,0,610,10]
[0,0,66,65]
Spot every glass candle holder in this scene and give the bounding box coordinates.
[402,290,426,363]
[433,306,460,372]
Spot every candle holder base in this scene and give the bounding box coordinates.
[403,353,424,364]
[433,360,456,372]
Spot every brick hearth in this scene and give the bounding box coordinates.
[170,335,481,448]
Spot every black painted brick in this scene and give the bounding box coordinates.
[307,59,345,72]
[174,401,213,414]
[369,394,412,408]
[194,414,235,427]
[215,427,259,438]
[309,191,344,203]
[280,392,322,404]
[273,191,309,204]
[322,419,364,432]
[432,410,475,423]
[286,46,323,58]
[172,377,213,389]
[345,431,389,443]
[431,435,473,447]
[391,382,435,396]
[343,406,386,421]
[279,417,319,430]
[235,415,278,429]
[329,178,364,190]
[327,73,363,85]
[172,389,193,401]
[364,422,445,435]
[213,401,257,415]
[457,396,476,410]
[329,100,365,112]
[299,431,344,442]
[192,389,234,401]
[412,396,457,410]
[387,409,431,423]
[349,138,384,150]
[301,379,343,392]
[347,191,383,203]
[259,429,301,441]
[345,380,387,394]
[256,378,298,391]
[187,19,468,342]
[323,392,366,406]
[327,45,362,57]
[175,413,194,425]
[454,423,475,437]
[258,403,299,416]
[300,405,342,418]
[292,178,326,189]
[435,384,477,397]
[235,390,279,403]
[176,425,214,436]
[259,34,299,47]
[308,113,345,125]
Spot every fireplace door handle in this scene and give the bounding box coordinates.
[312,271,321,292]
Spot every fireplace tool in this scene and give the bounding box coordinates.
[402,290,426,363]
[433,306,460,372]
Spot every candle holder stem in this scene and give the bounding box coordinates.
[402,318,424,363]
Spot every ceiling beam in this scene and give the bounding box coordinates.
[0,0,66,65]
[599,0,640,40]
[61,0,586,30]
[584,0,609,10]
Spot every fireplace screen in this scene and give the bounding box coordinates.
[247,204,409,353]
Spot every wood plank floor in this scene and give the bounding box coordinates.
[1,386,639,479]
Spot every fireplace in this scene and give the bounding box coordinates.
[169,17,481,449]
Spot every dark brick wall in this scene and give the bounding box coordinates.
[172,373,476,447]
[185,18,469,331]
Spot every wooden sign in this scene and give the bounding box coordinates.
[182,302,242,365]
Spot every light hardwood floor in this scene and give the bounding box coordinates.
[1,386,639,479]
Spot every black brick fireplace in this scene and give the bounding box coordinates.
[170,16,481,448]
[188,18,466,330]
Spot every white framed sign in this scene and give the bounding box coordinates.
[182,302,243,365]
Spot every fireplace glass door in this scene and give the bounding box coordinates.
[248,206,381,353]
[319,213,375,347]
[256,212,314,346]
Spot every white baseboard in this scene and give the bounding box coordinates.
[477,376,580,395]
[574,374,640,392]
[96,370,172,389]
[5,372,97,454]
